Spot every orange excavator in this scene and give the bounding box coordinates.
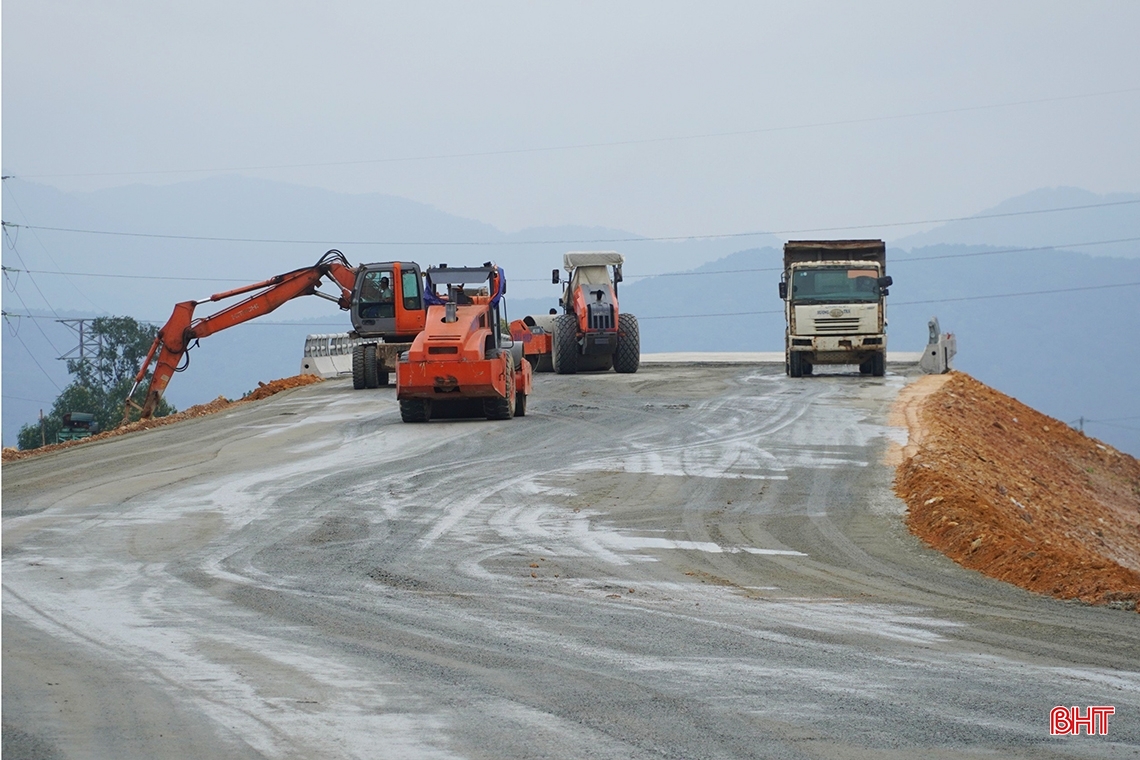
[396,263,532,422]
[124,250,427,421]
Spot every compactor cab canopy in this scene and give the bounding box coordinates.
[424,264,504,304]
[424,263,507,341]
[560,251,625,296]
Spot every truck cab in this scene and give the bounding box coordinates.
[779,240,893,377]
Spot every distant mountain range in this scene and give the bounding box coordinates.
[0,176,774,320]
[890,186,1140,257]
[3,178,1138,455]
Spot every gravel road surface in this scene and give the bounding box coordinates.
[4,364,1138,759]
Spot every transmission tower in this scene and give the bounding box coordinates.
[56,319,102,363]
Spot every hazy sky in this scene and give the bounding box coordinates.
[3,1,1138,237]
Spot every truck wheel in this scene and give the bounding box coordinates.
[871,352,885,377]
[859,360,872,375]
[551,314,579,375]
[352,345,367,389]
[484,368,515,420]
[535,355,554,373]
[802,360,813,376]
[789,352,803,378]
[363,344,380,388]
[613,314,640,374]
[377,371,390,387]
[400,399,431,422]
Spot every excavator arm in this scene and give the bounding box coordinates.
[124,250,359,421]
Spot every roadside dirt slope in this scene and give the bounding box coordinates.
[894,372,1140,609]
[1,375,322,463]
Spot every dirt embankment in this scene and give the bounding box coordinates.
[892,372,1140,610]
[2,375,323,463]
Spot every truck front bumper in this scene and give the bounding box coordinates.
[788,334,885,363]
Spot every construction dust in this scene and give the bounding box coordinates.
[893,372,1140,610]
[2,375,323,463]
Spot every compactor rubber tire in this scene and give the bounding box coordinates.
[551,314,579,375]
[484,368,516,420]
[788,352,803,378]
[399,398,431,423]
[352,345,367,389]
[363,345,380,388]
[613,313,640,373]
[515,390,527,417]
[871,352,886,377]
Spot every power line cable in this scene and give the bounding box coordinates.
[1084,421,1140,432]
[2,315,64,392]
[2,394,56,404]
[5,277,1138,325]
[2,266,254,284]
[1,288,65,354]
[636,280,1140,320]
[3,225,61,320]
[3,312,97,321]
[891,281,1140,306]
[1,265,66,355]
[4,198,1137,247]
[2,181,108,313]
[515,236,1140,281]
[8,235,1136,285]
[6,86,1138,180]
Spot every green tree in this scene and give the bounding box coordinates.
[17,316,176,449]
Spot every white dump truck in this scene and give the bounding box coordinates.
[778,240,893,377]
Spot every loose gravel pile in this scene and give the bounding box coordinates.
[2,375,323,463]
[894,372,1140,610]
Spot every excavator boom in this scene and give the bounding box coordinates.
[125,250,359,421]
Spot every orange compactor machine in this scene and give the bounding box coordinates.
[396,263,532,423]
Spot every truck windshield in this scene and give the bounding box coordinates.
[790,267,879,303]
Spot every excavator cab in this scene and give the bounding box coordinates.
[350,262,426,342]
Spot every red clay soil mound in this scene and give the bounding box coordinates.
[894,372,1140,610]
[1,374,323,463]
